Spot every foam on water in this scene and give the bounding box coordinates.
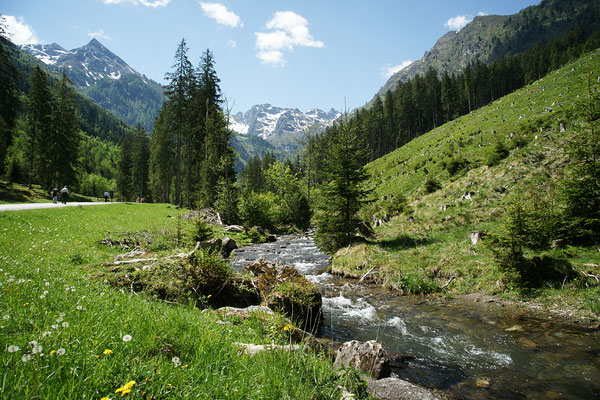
[323,295,377,321]
[306,273,333,284]
[385,316,410,336]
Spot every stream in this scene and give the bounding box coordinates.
[231,233,600,399]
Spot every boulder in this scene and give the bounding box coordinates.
[470,231,487,245]
[367,377,440,400]
[244,260,323,332]
[334,340,390,380]
[198,238,222,252]
[221,237,238,257]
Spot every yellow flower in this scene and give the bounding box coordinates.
[207,294,212,299]
[50,350,56,355]
[123,381,135,390]
[115,381,135,395]
[101,397,111,400]
[283,324,293,332]
[103,349,113,355]
[24,303,29,306]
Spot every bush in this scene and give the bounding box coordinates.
[446,157,469,176]
[189,218,213,244]
[486,140,510,166]
[424,176,442,193]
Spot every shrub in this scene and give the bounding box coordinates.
[446,157,469,176]
[486,140,509,166]
[424,176,442,193]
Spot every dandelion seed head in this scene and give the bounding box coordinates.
[42,331,52,338]
[29,340,37,347]
[76,305,83,310]
[122,334,132,342]
[56,348,66,356]
[3,315,9,320]
[8,345,19,353]
[62,322,69,328]
[32,344,42,354]
[22,354,32,362]
[172,356,181,366]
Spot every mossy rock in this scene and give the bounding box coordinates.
[244,260,323,333]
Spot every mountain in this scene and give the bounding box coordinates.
[375,0,600,101]
[229,104,340,153]
[21,39,164,131]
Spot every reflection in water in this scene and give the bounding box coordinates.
[231,234,600,399]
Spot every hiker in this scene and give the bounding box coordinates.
[51,187,59,204]
[104,191,109,202]
[109,190,114,202]
[61,186,69,204]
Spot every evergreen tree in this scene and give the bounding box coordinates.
[53,72,80,187]
[0,18,19,175]
[26,65,54,188]
[149,107,175,203]
[117,134,135,201]
[315,115,371,253]
[132,124,150,200]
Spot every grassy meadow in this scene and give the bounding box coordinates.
[334,49,600,317]
[0,204,363,399]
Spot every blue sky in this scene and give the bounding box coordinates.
[3,0,540,114]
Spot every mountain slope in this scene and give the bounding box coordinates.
[21,39,164,131]
[376,0,600,100]
[333,48,600,317]
[230,104,340,153]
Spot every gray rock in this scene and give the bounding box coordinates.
[334,340,390,380]
[198,238,222,252]
[470,230,487,245]
[367,377,440,400]
[221,237,237,257]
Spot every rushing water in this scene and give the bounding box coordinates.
[231,233,600,399]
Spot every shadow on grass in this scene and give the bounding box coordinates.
[376,234,432,251]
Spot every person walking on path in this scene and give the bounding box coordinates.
[104,191,109,202]
[61,186,69,204]
[51,187,59,204]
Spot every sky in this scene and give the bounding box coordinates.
[2,0,541,114]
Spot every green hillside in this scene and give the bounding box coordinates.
[333,49,600,316]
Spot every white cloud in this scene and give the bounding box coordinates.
[381,60,413,78]
[2,15,41,45]
[444,15,472,31]
[478,11,488,16]
[88,29,112,41]
[255,11,323,66]
[227,39,237,48]
[101,0,172,8]
[199,2,242,28]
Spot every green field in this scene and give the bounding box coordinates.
[333,49,600,317]
[0,204,363,399]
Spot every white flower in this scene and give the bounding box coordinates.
[43,291,48,295]
[32,345,42,354]
[172,356,181,367]
[56,348,66,356]
[45,281,50,286]
[59,312,65,317]
[28,340,38,347]
[3,315,9,320]
[21,354,31,362]
[51,324,58,329]
[8,345,19,353]
[39,295,45,299]
[62,322,69,328]
[76,305,83,311]
[122,335,132,342]
[41,331,52,338]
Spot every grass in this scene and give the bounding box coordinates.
[0,181,102,204]
[341,49,600,317]
[0,204,364,399]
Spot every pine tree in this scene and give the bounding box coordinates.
[315,114,371,253]
[149,107,174,203]
[132,124,150,200]
[117,133,135,201]
[26,66,54,188]
[53,72,80,187]
[0,18,19,175]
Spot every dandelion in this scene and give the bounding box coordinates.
[59,312,65,317]
[42,331,52,338]
[62,322,69,328]
[76,305,83,310]
[115,381,135,395]
[101,397,111,400]
[29,340,38,347]
[3,315,9,320]
[21,354,31,362]
[51,324,58,329]
[172,356,181,367]
[32,344,42,354]
[39,295,45,299]
[103,349,113,355]
[56,348,65,356]
[122,335,132,342]
[8,345,19,353]
[23,303,29,306]
[283,324,293,332]
[50,350,56,355]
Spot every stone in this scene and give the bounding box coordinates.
[470,231,487,245]
[505,325,524,332]
[198,238,222,252]
[334,340,390,380]
[221,237,238,257]
[366,377,439,400]
[224,225,244,233]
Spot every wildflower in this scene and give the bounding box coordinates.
[103,349,113,355]
[29,340,38,347]
[3,315,9,320]
[62,322,69,328]
[122,335,132,342]
[50,350,56,355]
[59,312,65,317]
[115,381,135,395]
[101,397,111,400]
[56,348,66,356]
[39,295,45,299]
[8,345,19,353]
[172,356,181,367]
[21,354,31,362]
[207,294,212,299]
[32,344,42,354]
[51,324,58,329]
[76,305,83,310]
[42,331,51,338]
[23,303,29,306]
[283,324,293,332]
